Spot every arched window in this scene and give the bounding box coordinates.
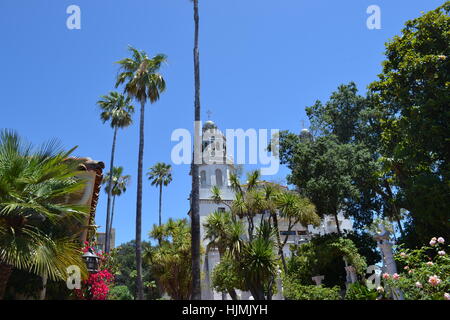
[200,170,207,187]
[215,169,223,187]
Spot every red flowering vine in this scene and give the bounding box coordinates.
[74,242,114,300]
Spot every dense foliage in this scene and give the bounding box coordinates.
[282,277,341,300]
[0,130,89,299]
[146,219,193,300]
[110,240,158,300]
[286,233,368,289]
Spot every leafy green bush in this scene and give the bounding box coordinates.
[108,285,134,300]
[283,276,341,300]
[344,282,378,300]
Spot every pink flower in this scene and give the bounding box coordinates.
[430,240,437,246]
[428,275,441,287]
[408,269,414,274]
[438,250,446,256]
[437,237,445,244]
[415,282,423,288]
[426,261,434,266]
[444,293,450,301]
[392,273,400,280]
[404,266,409,270]
[400,252,407,258]
[382,273,390,279]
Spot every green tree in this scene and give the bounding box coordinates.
[102,166,131,239]
[145,219,193,300]
[273,189,319,272]
[203,211,244,300]
[147,162,172,232]
[115,46,167,300]
[109,241,158,300]
[369,2,450,246]
[97,92,134,253]
[0,130,89,299]
[239,221,278,300]
[304,82,405,235]
[278,132,375,234]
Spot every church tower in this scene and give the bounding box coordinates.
[197,120,236,300]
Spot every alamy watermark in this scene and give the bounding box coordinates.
[171,122,280,176]
[367,5,381,30]
[66,5,81,30]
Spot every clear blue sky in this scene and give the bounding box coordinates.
[0,0,444,246]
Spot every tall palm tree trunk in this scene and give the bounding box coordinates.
[158,184,163,245]
[135,101,145,300]
[0,263,12,300]
[109,195,116,237]
[105,127,118,253]
[158,184,163,227]
[190,0,202,300]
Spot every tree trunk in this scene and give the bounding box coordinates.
[158,184,163,227]
[109,195,116,239]
[39,274,48,300]
[228,289,238,300]
[105,127,118,253]
[0,263,12,300]
[135,101,145,300]
[272,213,287,272]
[395,215,405,238]
[334,211,342,236]
[158,184,163,245]
[190,0,202,300]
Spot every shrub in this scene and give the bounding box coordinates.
[108,285,134,300]
[283,276,341,300]
[381,237,449,300]
[345,282,378,300]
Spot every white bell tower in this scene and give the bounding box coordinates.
[197,120,236,300]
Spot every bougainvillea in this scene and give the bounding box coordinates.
[74,242,114,300]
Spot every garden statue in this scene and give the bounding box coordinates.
[311,275,325,286]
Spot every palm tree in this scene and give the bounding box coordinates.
[0,130,89,299]
[203,211,244,300]
[102,166,131,239]
[190,0,202,300]
[239,222,278,300]
[147,163,172,234]
[116,46,167,300]
[273,190,319,272]
[145,218,193,300]
[97,92,134,253]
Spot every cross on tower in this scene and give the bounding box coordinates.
[206,110,212,120]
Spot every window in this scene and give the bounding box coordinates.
[218,207,226,212]
[297,230,307,235]
[215,169,223,187]
[200,170,207,187]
